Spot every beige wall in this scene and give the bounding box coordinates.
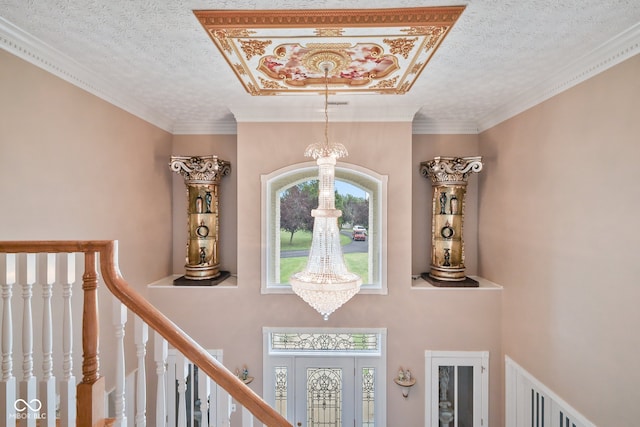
[478,54,640,426]
[150,122,502,426]
[0,50,174,390]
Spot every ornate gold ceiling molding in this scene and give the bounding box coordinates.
[194,7,466,28]
[194,6,465,96]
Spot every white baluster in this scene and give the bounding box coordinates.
[135,317,148,427]
[166,352,177,427]
[198,367,211,427]
[241,406,254,427]
[206,374,217,427]
[188,364,195,427]
[38,253,56,427]
[224,392,233,427]
[58,253,76,427]
[176,354,188,427]
[18,253,37,427]
[154,332,168,427]
[112,296,127,427]
[1,253,17,426]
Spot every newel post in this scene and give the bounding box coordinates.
[77,251,105,426]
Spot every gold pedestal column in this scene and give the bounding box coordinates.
[170,156,231,281]
[420,157,483,285]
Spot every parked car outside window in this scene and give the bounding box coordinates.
[352,230,366,241]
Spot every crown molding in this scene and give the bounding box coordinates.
[172,121,238,135]
[0,17,175,133]
[477,22,640,132]
[229,105,419,123]
[412,120,479,134]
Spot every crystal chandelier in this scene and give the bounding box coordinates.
[289,62,362,320]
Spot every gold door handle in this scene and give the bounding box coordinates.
[297,423,302,426]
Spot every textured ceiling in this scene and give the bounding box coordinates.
[0,1,639,134]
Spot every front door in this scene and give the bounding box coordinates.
[294,357,355,427]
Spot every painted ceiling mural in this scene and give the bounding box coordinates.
[194,7,465,95]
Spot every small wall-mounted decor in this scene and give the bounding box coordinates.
[170,155,231,285]
[394,367,416,398]
[420,156,483,287]
[236,366,253,385]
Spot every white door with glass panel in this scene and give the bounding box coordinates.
[295,357,355,427]
[425,351,489,427]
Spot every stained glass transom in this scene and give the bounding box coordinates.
[307,368,342,427]
[270,332,379,352]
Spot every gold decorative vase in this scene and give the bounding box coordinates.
[170,155,231,281]
[420,156,482,285]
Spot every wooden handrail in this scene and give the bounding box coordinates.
[0,240,293,427]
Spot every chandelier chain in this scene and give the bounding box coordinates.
[324,67,329,149]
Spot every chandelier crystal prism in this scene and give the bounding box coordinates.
[289,61,362,320]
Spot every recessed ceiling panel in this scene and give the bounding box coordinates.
[194,7,465,95]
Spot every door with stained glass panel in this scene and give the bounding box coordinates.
[294,357,355,427]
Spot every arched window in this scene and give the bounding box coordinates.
[261,162,387,294]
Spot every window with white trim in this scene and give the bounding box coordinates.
[261,162,387,294]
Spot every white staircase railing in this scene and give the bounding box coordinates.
[505,355,596,427]
[107,309,230,427]
[165,348,230,427]
[0,241,291,427]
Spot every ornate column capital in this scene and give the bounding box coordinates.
[169,155,231,184]
[420,156,483,186]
